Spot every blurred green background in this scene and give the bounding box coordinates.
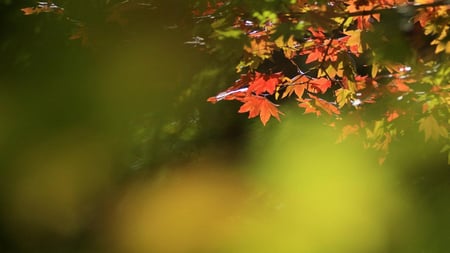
[0,1,449,253]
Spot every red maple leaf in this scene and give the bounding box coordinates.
[310,77,332,93]
[238,96,282,125]
[248,72,283,95]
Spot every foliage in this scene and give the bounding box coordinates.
[191,0,450,163]
[19,0,450,163]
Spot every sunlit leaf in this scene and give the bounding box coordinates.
[248,72,283,95]
[335,88,353,108]
[238,96,282,125]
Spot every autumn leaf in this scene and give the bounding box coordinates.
[275,35,298,59]
[248,72,283,95]
[386,110,400,122]
[244,39,273,59]
[321,62,344,78]
[294,84,306,98]
[238,96,282,125]
[335,88,353,108]
[386,79,412,93]
[310,78,332,94]
[304,48,322,64]
[310,94,340,115]
[281,81,307,99]
[298,99,321,116]
[308,27,326,39]
[21,7,36,15]
[344,30,363,54]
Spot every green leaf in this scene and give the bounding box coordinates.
[418,115,448,141]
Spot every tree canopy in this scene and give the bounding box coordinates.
[16,1,450,163]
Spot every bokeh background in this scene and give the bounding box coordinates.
[0,1,449,253]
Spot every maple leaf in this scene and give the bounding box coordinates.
[238,96,282,125]
[275,35,298,59]
[298,98,321,116]
[310,94,341,115]
[335,88,353,108]
[248,72,283,95]
[344,30,363,54]
[418,115,448,141]
[304,48,322,64]
[310,77,332,94]
[244,39,274,59]
[281,75,309,99]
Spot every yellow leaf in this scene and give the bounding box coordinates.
[282,86,294,99]
[275,36,284,48]
[326,64,337,79]
[275,86,280,100]
[344,30,363,53]
[435,41,446,54]
[336,61,344,77]
[335,88,353,108]
[371,63,379,78]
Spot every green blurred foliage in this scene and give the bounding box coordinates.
[0,1,245,252]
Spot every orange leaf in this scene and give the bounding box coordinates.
[207,96,218,104]
[310,78,332,94]
[21,7,36,15]
[387,79,412,93]
[248,72,282,95]
[309,94,340,115]
[294,84,306,98]
[305,48,321,64]
[238,96,282,125]
[298,99,320,116]
[308,27,326,39]
[386,110,400,122]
